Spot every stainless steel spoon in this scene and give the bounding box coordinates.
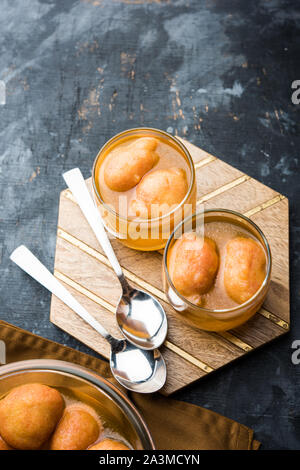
[62,168,168,351]
[10,245,167,393]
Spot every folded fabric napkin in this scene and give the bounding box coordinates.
[0,320,259,450]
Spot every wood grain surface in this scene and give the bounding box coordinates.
[50,138,290,395]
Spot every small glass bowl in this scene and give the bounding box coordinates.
[92,127,196,251]
[163,209,272,332]
[0,359,154,450]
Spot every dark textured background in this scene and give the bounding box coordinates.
[0,0,299,449]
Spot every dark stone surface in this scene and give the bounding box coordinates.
[0,0,299,449]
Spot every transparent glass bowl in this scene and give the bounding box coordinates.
[163,209,272,332]
[92,127,196,251]
[0,359,154,450]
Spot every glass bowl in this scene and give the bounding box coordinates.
[163,209,272,332]
[92,127,196,251]
[0,359,154,450]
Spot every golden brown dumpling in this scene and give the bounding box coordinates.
[168,233,219,305]
[104,137,159,191]
[0,383,64,450]
[224,236,266,304]
[50,405,100,450]
[0,434,13,450]
[89,438,130,450]
[129,167,188,218]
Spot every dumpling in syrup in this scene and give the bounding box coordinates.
[104,137,159,191]
[168,233,219,305]
[0,383,64,450]
[50,405,101,450]
[89,438,130,450]
[129,167,188,218]
[224,236,266,304]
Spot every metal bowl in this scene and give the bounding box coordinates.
[0,359,155,450]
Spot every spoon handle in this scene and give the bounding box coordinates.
[10,245,113,343]
[63,168,126,287]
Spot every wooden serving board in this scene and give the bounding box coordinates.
[50,138,290,395]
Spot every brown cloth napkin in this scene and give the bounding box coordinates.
[0,320,260,450]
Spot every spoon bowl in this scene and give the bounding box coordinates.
[110,339,167,393]
[116,282,168,350]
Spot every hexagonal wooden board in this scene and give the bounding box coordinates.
[50,138,290,395]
